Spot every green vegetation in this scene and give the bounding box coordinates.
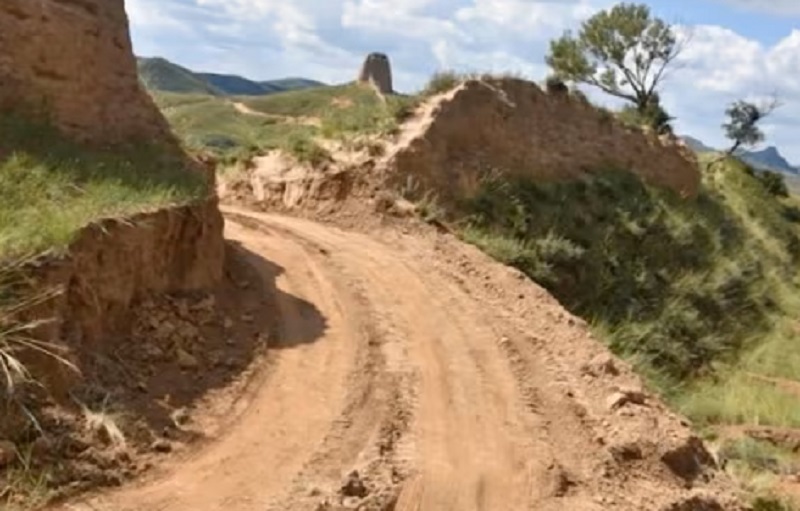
[616,94,675,134]
[154,83,417,164]
[153,92,317,163]
[137,56,327,97]
[0,114,206,259]
[421,71,465,96]
[457,158,800,389]
[239,84,358,118]
[137,57,220,95]
[546,3,683,114]
[282,133,332,167]
[453,145,800,504]
[242,83,416,139]
[722,98,782,157]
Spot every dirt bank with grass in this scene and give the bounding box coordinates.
[0,193,225,503]
[387,78,700,208]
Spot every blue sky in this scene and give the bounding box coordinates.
[126,0,800,160]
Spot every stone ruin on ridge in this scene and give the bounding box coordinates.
[357,52,393,94]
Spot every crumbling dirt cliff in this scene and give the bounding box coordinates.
[388,78,700,207]
[32,199,225,354]
[0,0,171,144]
[0,0,229,499]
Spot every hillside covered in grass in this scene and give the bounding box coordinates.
[137,57,326,97]
[454,149,800,507]
[0,114,207,259]
[152,83,416,164]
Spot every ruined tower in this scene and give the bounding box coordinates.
[357,53,393,94]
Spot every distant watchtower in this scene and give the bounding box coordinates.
[357,52,393,94]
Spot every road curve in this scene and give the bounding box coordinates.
[58,207,741,511]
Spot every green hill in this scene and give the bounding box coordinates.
[195,73,266,95]
[259,78,325,93]
[137,57,327,97]
[151,83,414,164]
[137,57,220,95]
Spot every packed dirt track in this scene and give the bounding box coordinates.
[56,207,744,511]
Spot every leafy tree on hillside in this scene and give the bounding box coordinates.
[707,96,782,173]
[722,97,781,156]
[545,3,687,114]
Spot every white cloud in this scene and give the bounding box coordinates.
[719,0,800,15]
[660,25,800,160]
[125,0,800,160]
[341,0,469,42]
[125,0,191,31]
[455,0,598,38]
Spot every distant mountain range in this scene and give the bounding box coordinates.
[681,135,799,175]
[136,57,326,96]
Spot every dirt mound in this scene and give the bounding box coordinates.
[220,77,701,224]
[386,78,700,208]
[0,0,171,144]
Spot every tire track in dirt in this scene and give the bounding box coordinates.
[59,218,376,511]
[243,211,559,511]
[56,206,744,511]
[227,214,417,511]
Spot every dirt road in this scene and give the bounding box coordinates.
[59,208,740,511]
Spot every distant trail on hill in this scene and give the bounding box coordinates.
[55,206,742,511]
[230,101,321,127]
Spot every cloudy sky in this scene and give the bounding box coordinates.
[126,0,800,161]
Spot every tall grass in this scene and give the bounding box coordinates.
[0,114,206,259]
[0,259,77,405]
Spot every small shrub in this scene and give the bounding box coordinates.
[782,205,800,223]
[283,134,331,167]
[618,101,674,135]
[758,171,789,198]
[545,75,568,95]
[387,96,418,122]
[753,496,797,511]
[718,438,787,474]
[422,71,463,96]
[198,134,239,151]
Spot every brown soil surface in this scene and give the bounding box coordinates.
[51,207,744,511]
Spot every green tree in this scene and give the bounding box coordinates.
[708,96,781,172]
[545,3,685,113]
[722,97,780,156]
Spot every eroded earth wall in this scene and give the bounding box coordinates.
[0,0,170,144]
[391,79,701,206]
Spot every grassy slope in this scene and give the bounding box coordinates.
[153,92,317,162]
[137,58,219,96]
[153,84,416,163]
[455,150,800,506]
[137,56,328,97]
[240,83,416,138]
[0,114,206,259]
